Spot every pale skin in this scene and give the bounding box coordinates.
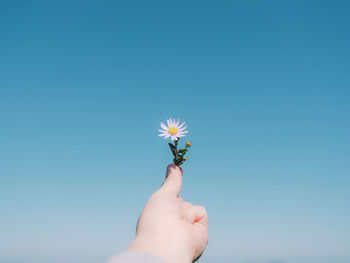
[127,164,209,263]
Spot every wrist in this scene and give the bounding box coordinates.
[127,234,192,263]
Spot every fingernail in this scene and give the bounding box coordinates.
[166,164,182,178]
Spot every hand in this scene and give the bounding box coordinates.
[127,164,209,263]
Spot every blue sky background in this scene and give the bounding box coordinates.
[1,1,349,263]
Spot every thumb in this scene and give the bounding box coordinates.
[160,164,183,196]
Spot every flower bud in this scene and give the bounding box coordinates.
[185,141,192,147]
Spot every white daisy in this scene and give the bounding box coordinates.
[158,118,188,141]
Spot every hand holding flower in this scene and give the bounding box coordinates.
[127,165,209,263]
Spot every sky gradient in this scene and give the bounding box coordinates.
[1,1,350,263]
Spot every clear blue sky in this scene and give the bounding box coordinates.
[1,1,349,263]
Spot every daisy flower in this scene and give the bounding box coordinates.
[158,118,188,141]
[158,118,192,166]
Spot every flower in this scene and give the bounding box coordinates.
[185,141,192,147]
[158,118,192,166]
[158,118,188,141]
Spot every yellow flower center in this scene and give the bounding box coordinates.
[168,126,179,135]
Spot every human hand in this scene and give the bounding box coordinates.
[127,164,209,263]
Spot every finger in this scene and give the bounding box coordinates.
[184,205,208,227]
[196,206,209,229]
[182,201,192,209]
[160,164,183,196]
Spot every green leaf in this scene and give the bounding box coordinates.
[168,143,177,158]
[168,143,176,151]
[179,148,188,154]
[174,155,183,166]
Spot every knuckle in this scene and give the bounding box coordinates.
[196,205,207,215]
[183,201,193,208]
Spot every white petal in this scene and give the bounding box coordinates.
[178,122,186,129]
[165,134,171,139]
[159,133,167,137]
[177,134,185,137]
[159,129,167,133]
[179,125,187,131]
[178,130,188,134]
[167,119,171,127]
[160,122,168,130]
